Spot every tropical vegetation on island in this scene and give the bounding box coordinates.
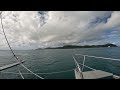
[36,43,117,49]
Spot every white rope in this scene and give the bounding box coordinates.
[78,63,96,71]
[1,68,74,75]
[34,69,74,74]
[0,11,44,79]
[72,56,79,67]
[20,63,44,79]
[72,56,84,79]
[18,69,24,79]
[82,56,86,71]
[75,54,120,61]
[74,54,97,71]
[16,65,24,79]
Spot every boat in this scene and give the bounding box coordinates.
[73,54,120,79]
[0,11,120,79]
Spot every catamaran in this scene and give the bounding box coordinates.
[0,11,120,79]
[73,54,120,79]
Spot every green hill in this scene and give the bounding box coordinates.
[36,43,117,50]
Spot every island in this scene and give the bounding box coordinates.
[36,43,118,50]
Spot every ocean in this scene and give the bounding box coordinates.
[0,47,120,79]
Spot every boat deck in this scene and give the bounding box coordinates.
[74,69,113,79]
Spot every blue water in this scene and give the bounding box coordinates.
[0,47,120,79]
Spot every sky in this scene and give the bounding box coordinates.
[0,11,120,50]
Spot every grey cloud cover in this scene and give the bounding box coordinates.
[0,11,120,49]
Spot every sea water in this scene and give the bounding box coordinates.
[0,47,120,79]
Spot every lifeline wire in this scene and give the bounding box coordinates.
[0,11,44,79]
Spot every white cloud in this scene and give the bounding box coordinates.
[0,11,120,50]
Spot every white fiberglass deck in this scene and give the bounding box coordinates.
[75,69,113,79]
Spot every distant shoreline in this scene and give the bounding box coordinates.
[36,43,118,50]
[0,47,119,51]
[0,43,118,50]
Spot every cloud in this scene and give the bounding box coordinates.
[0,11,47,49]
[0,11,120,49]
[35,11,114,46]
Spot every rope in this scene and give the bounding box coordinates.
[0,11,44,79]
[75,54,120,62]
[0,12,18,60]
[35,69,74,74]
[72,56,84,79]
[72,56,80,67]
[18,69,24,79]
[20,63,44,79]
[78,63,96,71]
[82,56,85,71]
[1,71,21,74]
[74,54,97,71]
[0,68,74,75]
[16,65,24,79]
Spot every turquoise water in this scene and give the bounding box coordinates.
[0,47,120,79]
